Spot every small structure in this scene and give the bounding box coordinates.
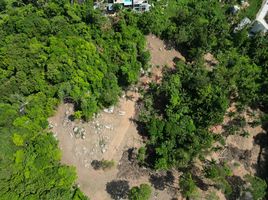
[234,17,251,33]
[250,0,268,35]
[231,5,241,15]
[107,0,151,12]
[250,20,268,35]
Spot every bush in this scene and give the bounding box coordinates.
[179,173,198,199]
[137,147,146,165]
[128,184,152,200]
[100,159,115,170]
[91,159,115,170]
[245,175,267,200]
[74,111,82,120]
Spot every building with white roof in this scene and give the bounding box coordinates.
[107,0,151,12]
[250,0,268,34]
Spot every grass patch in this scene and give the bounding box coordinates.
[240,0,263,19]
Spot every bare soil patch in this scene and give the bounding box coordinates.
[48,35,184,200]
[146,34,185,68]
[49,34,266,200]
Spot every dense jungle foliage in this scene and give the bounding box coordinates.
[0,0,268,199]
[137,0,268,198]
[0,0,147,199]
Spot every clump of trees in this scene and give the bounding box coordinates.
[0,0,149,199]
[136,1,268,197]
[1,0,268,199]
[139,51,260,169]
[0,0,148,120]
[179,173,198,199]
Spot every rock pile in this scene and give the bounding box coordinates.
[73,126,86,139]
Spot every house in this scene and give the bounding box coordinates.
[250,0,268,35]
[107,0,151,12]
[234,17,251,33]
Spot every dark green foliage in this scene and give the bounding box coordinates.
[0,0,6,11]
[128,184,152,200]
[138,0,232,60]
[90,159,115,171]
[139,61,230,169]
[242,35,268,109]
[139,49,260,170]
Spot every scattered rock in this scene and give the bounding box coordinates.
[104,106,114,114]
[101,148,106,153]
[53,132,58,139]
[65,111,69,116]
[119,111,126,116]
[48,123,54,129]
[105,125,113,130]
[73,126,86,139]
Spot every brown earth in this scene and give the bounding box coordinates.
[49,34,264,200]
[48,35,184,200]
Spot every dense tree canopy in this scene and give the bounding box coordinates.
[139,51,260,169]
[0,0,148,199]
[1,0,268,199]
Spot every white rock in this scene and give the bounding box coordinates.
[119,111,126,116]
[103,106,114,113]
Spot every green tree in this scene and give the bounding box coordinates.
[179,173,198,199]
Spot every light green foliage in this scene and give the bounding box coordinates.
[12,133,24,146]
[128,184,152,200]
[74,111,82,120]
[0,0,147,119]
[179,173,198,199]
[245,175,267,200]
[137,147,146,165]
[205,162,232,195]
[100,159,115,170]
[0,0,148,199]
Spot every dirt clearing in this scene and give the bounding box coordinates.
[48,35,184,200]
[49,34,265,200]
[146,34,185,67]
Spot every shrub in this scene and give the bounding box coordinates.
[137,147,146,165]
[128,184,152,200]
[100,159,115,170]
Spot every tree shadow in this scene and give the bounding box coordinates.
[106,180,130,200]
[253,132,268,179]
[226,175,246,200]
[191,173,209,191]
[91,160,101,170]
[149,171,175,190]
[68,114,75,121]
